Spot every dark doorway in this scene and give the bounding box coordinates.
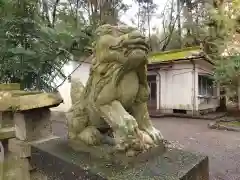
[147,75,157,110]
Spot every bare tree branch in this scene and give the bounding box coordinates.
[41,0,52,27]
[161,1,184,51]
[52,0,60,27]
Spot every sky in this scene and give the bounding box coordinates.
[120,0,168,31]
[57,0,169,88]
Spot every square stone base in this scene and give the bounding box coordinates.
[31,139,209,180]
[2,152,31,180]
[8,138,31,158]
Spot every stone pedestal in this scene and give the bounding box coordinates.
[8,138,31,158]
[31,138,209,180]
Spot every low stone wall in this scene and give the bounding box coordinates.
[150,110,226,120]
[208,119,240,132]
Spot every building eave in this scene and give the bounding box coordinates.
[147,55,214,71]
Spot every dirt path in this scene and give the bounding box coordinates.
[152,117,240,180]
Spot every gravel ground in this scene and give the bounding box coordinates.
[51,112,240,180]
[152,117,240,180]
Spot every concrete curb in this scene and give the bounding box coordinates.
[150,112,227,120]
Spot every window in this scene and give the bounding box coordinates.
[147,75,157,101]
[149,82,156,100]
[198,75,214,96]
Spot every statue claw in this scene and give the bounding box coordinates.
[145,127,163,145]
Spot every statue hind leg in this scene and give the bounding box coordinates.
[67,102,89,140]
[67,104,103,145]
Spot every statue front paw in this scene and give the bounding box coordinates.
[145,127,164,145]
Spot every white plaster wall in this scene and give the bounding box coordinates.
[51,61,91,112]
[51,59,219,113]
[158,60,220,112]
[159,63,194,111]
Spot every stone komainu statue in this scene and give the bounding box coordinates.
[67,24,163,156]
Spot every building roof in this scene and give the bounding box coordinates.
[77,47,208,66]
[148,46,204,64]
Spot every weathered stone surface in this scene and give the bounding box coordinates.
[2,153,31,180]
[68,139,166,167]
[0,112,14,128]
[67,24,164,155]
[0,127,15,140]
[8,138,31,158]
[30,170,48,180]
[0,83,20,91]
[0,91,63,111]
[31,138,209,180]
[14,108,52,141]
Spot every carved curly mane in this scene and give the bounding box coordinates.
[82,24,142,102]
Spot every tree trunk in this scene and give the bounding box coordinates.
[147,2,151,50]
[219,88,226,111]
[100,0,117,25]
[177,0,182,48]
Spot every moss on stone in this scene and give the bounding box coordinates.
[0,92,63,111]
[0,83,20,91]
[0,127,15,140]
[219,121,240,127]
[2,153,30,180]
[8,90,42,96]
[148,46,202,63]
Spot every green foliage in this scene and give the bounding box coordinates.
[204,1,235,58]
[214,54,240,88]
[54,1,93,58]
[203,1,240,89]
[0,0,92,91]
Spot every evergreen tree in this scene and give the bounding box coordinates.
[0,0,89,91]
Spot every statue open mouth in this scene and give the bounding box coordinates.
[123,38,149,56]
[109,36,149,57]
